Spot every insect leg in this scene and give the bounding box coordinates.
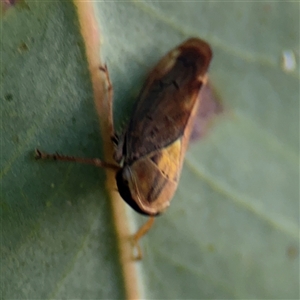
[99,64,114,138]
[35,149,120,171]
[131,216,155,260]
[99,64,113,99]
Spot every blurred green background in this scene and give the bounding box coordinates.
[1,1,299,299]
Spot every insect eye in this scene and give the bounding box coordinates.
[122,178,129,185]
[116,167,150,216]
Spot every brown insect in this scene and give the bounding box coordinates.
[36,38,212,259]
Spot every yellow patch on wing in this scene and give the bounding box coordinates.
[155,139,182,182]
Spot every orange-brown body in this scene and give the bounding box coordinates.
[115,38,212,216]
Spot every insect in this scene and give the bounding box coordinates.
[36,38,212,259]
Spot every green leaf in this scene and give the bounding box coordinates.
[2,1,299,299]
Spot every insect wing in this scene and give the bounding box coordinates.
[123,38,212,164]
[115,38,213,216]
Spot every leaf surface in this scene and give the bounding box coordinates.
[1,1,299,299]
